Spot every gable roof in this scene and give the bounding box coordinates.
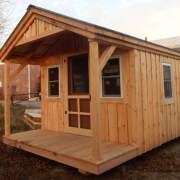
[1,4,180,61]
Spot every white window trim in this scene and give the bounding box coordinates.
[100,55,123,99]
[47,65,60,98]
[162,62,173,101]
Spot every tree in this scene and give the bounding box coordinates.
[0,0,10,45]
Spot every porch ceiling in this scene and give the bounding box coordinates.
[7,31,89,60]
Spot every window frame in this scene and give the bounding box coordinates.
[47,65,60,98]
[162,62,173,102]
[100,55,123,99]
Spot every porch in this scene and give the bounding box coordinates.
[3,130,138,175]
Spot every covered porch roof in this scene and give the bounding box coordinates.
[1,5,180,62]
[7,31,89,61]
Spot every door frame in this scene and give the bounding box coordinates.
[63,53,92,136]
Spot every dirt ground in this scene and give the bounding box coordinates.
[0,103,180,180]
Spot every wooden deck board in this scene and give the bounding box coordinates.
[3,130,138,174]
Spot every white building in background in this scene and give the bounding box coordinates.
[154,36,180,51]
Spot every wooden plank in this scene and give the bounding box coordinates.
[127,50,137,145]
[100,103,109,142]
[145,52,152,150]
[108,103,118,143]
[117,104,128,144]
[134,50,144,153]
[151,53,158,147]
[4,61,11,136]
[40,66,46,130]
[140,51,148,151]
[177,61,180,136]
[154,54,162,144]
[89,39,101,160]
[174,60,178,138]
[159,56,166,143]
[170,59,175,139]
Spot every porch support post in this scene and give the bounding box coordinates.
[89,39,102,160]
[4,61,11,136]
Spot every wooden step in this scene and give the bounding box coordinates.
[23,114,41,129]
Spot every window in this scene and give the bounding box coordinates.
[48,66,59,97]
[162,63,172,99]
[102,58,121,97]
[68,54,89,94]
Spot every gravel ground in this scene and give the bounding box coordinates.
[0,103,180,180]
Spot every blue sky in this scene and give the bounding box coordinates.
[3,0,180,44]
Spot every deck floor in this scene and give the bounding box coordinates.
[3,130,138,174]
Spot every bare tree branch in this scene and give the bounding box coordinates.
[0,0,11,45]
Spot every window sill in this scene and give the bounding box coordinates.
[163,98,174,104]
[99,97,126,103]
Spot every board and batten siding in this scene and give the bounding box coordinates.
[39,48,180,153]
[99,51,130,145]
[40,51,131,144]
[134,49,180,153]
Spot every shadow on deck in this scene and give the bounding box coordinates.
[3,130,138,174]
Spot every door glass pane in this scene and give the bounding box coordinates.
[80,99,90,113]
[48,67,59,96]
[48,67,59,81]
[69,114,78,128]
[80,115,90,129]
[68,99,77,112]
[48,81,59,96]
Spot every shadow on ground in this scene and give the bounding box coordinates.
[0,103,180,180]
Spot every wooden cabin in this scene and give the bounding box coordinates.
[1,5,180,175]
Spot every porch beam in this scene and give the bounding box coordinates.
[99,45,116,71]
[89,39,102,160]
[9,64,26,82]
[8,57,42,65]
[4,61,11,136]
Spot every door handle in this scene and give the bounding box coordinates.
[65,110,67,114]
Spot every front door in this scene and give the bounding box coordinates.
[65,54,91,136]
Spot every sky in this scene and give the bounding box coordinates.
[2,0,180,44]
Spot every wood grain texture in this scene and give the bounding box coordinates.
[134,50,180,152]
[4,62,11,136]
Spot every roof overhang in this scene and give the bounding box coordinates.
[1,5,180,62]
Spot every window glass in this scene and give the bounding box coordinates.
[102,58,121,97]
[48,67,59,96]
[163,64,172,98]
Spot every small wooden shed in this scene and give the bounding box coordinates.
[1,5,180,174]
